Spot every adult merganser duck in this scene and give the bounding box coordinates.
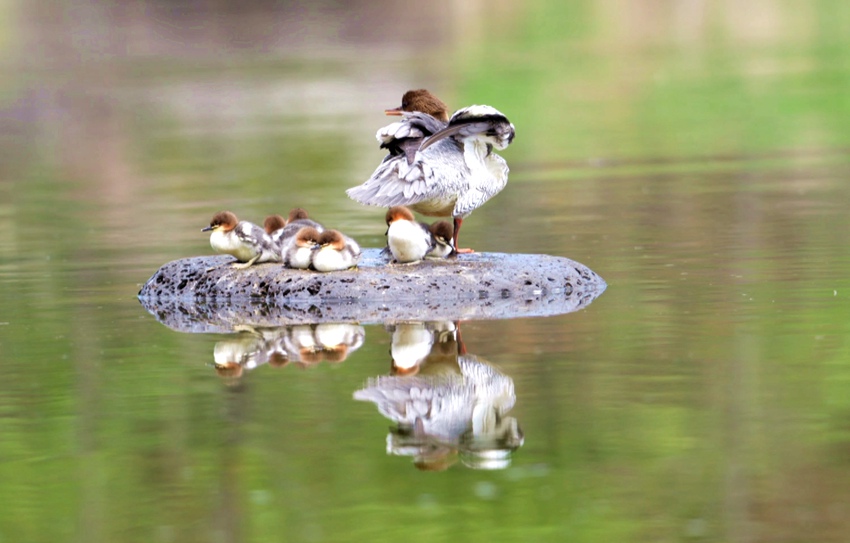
[385,205,434,264]
[283,226,322,269]
[346,89,515,253]
[312,229,361,272]
[202,211,281,268]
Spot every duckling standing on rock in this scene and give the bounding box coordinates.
[203,211,281,269]
[347,89,515,253]
[312,229,361,272]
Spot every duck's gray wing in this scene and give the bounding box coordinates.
[347,136,468,209]
[348,112,460,208]
[236,222,277,253]
[236,222,281,262]
[354,375,474,439]
[378,112,448,164]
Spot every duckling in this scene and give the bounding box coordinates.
[283,226,322,269]
[279,207,325,239]
[202,211,281,269]
[263,214,288,247]
[426,220,456,259]
[312,229,361,272]
[385,205,434,264]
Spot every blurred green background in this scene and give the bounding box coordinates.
[2,1,850,542]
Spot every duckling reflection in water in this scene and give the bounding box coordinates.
[210,324,365,380]
[279,323,365,368]
[354,321,523,470]
[389,321,461,376]
[211,331,274,383]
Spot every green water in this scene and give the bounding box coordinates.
[2,2,850,542]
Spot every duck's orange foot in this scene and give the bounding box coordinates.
[456,247,475,254]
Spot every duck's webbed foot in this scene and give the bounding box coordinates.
[231,255,260,269]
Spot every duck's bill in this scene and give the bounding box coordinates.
[418,124,465,151]
[201,226,214,232]
[384,107,403,116]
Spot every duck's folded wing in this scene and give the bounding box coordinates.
[376,121,426,146]
[347,139,467,208]
[377,113,449,163]
[235,222,273,251]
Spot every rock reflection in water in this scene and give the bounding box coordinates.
[355,321,523,471]
[211,323,365,381]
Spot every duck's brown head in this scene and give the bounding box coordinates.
[386,89,450,123]
[318,229,346,250]
[287,207,310,223]
[294,226,323,248]
[385,205,416,226]
[203,211,239,232]
[263,214,286,234]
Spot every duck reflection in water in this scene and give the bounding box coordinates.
[354,321,523,471]
[212,323,365,381]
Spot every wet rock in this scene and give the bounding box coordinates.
[137,249,606,329]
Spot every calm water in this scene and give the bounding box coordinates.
[2,2,850,542]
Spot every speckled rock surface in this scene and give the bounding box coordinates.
[138,249,606,331]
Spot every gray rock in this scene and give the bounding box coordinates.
[137,249,606,331]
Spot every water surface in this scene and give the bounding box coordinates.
[2,2,850,542]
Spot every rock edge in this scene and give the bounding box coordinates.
[138,249,607,328]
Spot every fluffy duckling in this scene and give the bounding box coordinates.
[386,206,434,264]
[263,214,288,246]
[202,211,281,269]
[265,208,325,248]
[312,229,361,272]
[279,207,325,239]
[426,220,456,259]
[284,226,322,269]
